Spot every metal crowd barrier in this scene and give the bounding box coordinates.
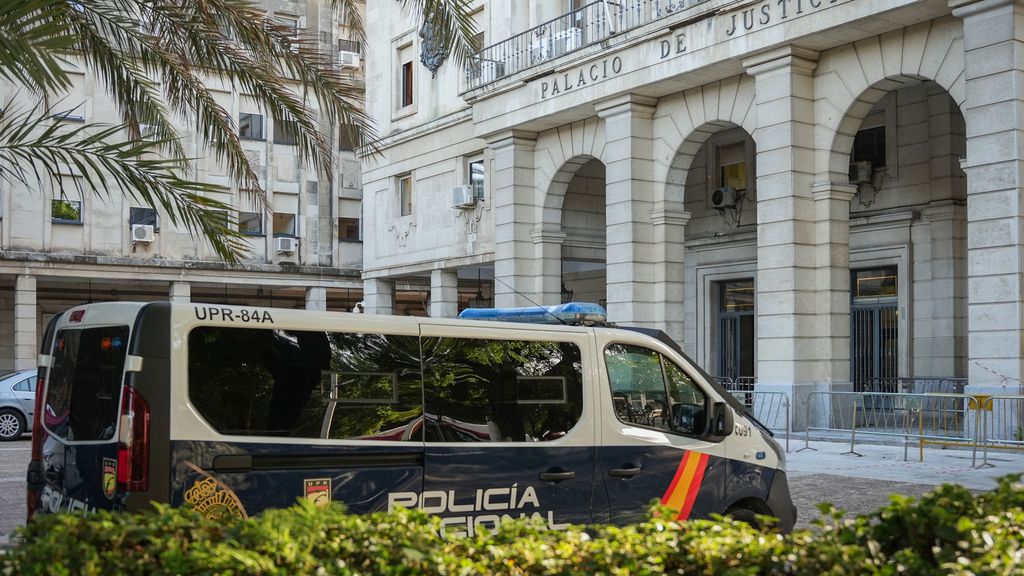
[729,390,790,453]
[974,395,1024,467]
[799,391,975,462]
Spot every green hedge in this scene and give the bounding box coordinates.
[5,475,1022,576]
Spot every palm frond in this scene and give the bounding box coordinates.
[0,101,250,263]
[0,0,77,93]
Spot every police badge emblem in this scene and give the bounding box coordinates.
[304,478,331,508]
[102,458,117,499]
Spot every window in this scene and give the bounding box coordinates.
[239,113,264,140]
[717,141,747,192]
[274,119,299,145]
[238,211,263,235]
[129,207,158,229]
[470,31,485,53]
[853,125,886,169]
[273,212,296,237]
[45,326,131,441]
[275,14,300,52]
[398,174,412,216]
[604,344,707,436]
[468,158,485,200]
[422,337,584,442]
[339,124,361,151]
[401,61,413,108]
[339,218,360,241]
[51,199,82,223]
[13,377,36,393]
[187,327,423,441]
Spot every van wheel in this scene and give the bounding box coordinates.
[0,409,25,441]
[726,504,769,530]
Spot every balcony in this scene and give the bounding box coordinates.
[464,0,708,91]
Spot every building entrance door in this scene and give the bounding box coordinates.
[851,267,898,393]
[717,280,754,385]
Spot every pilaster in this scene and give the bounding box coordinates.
[430,269,459,318]
[169,281,191,303]
[305,286,327,312]
[15,275,36,371]
[596,94,659,328]
[363,278,394,315]
[531,225,567,306]
[651,202,690,343]
[952,0,1024,390]
[487,130,539,308]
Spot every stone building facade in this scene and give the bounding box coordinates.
[0,0,366,371]
[364,0,1024,417]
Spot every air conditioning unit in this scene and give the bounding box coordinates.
[275,236,298,253]
[477,60,505,84]
[710,186,736,210]
[131,224,155,243]
[337,50,360,69]
[452,185,477,208]
[550,27,583,57]
[849,160,873,185]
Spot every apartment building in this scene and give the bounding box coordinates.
[0,0,366,371]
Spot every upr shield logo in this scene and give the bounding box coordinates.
[102,458,117,499]
[304,478,331,508]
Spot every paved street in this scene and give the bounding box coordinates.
[1,438,1021,539]
[0,439,28,542]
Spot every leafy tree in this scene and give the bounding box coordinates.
[0,0,475,262]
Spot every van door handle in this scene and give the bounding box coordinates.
[609,466,641,478]
[539,470,576,482]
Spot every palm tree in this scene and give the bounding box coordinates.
[0,0,475,262]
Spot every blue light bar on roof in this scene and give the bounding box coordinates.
[458,302,608,326]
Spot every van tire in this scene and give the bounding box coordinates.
[726,500,772,530]
[0,409,25,441]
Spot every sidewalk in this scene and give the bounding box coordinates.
[786,439,1024,490]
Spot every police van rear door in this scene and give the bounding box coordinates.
[35,303,140,514]
[172,305,425,519]
[417,322,596,535]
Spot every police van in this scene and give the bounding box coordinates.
[26,301,795,533]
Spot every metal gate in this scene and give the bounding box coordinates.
[851,304,898,392]
[718,278,755,383]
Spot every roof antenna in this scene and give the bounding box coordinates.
[484,268,569,326]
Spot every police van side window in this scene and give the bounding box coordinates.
[604,344,707,437]
[422,337,583,442]
[188,327,423,441]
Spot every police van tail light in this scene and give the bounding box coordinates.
[117,386,150,492]
[26,371,47,520]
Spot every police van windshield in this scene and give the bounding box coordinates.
[44,326,131,441]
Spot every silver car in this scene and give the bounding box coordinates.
[0,369,37,441]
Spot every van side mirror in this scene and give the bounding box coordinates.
[711,402,734,437]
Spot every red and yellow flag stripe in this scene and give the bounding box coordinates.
[659,451,710,520]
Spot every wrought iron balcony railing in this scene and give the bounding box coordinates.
[465,0,707,91]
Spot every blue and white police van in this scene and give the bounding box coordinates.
[26,301,795,533]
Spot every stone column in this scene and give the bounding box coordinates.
[169,281,191,303]
[15,275,37,371]
[954,0,1024,398]
[363,278,394,315]
[595,94,658,328]
[812,183,856,389]
[532,224,566,306]
[651,202,689,344]
[430,269,459,318]
[305,287,327,312]
[744,47,820,430]
[488,130,539,308]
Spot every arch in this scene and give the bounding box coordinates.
[815,16,965,183]
[653,75,758,205]
[533,117,605,225]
